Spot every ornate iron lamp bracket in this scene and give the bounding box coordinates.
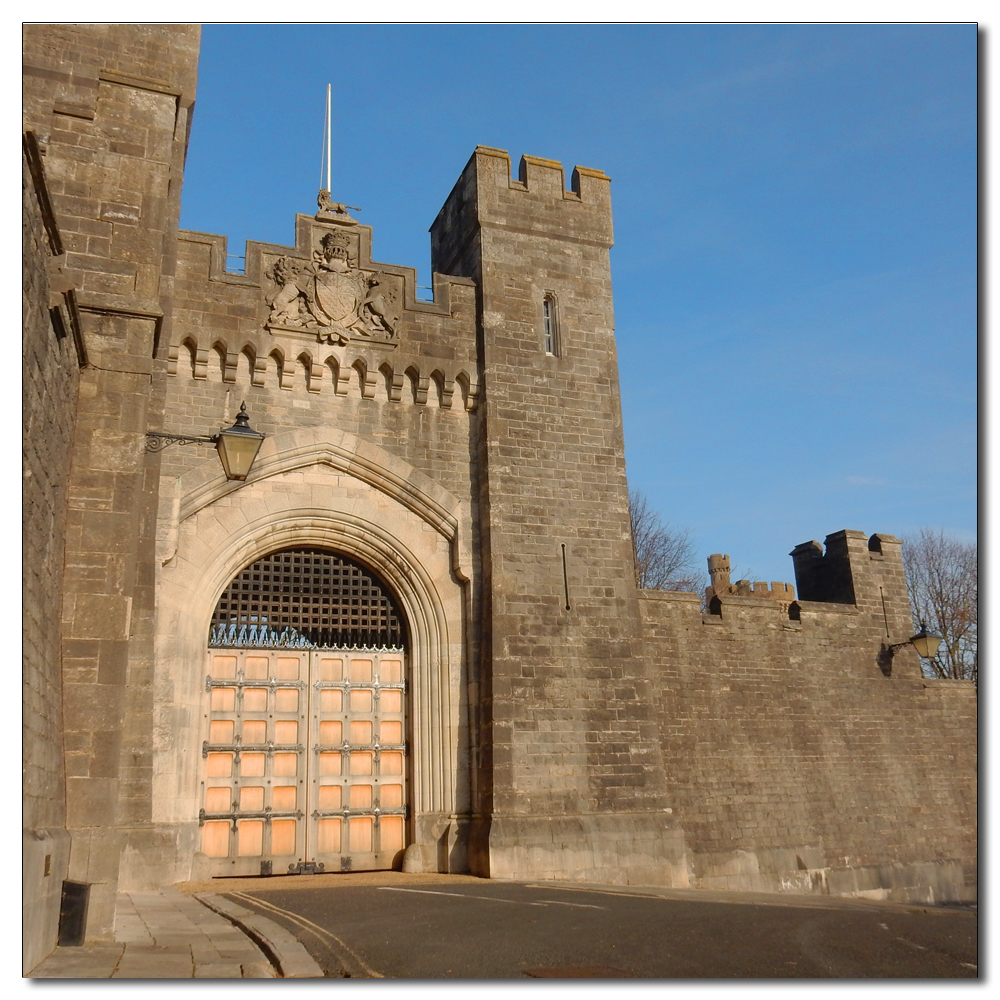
[144,431,216,453]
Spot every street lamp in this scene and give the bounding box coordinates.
[145,402,265,481]
[907,622,945,661]
[878,622,944,676]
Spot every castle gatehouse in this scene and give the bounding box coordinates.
[22,24,976,967]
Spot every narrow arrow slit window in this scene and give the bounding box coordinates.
[543,293,559,356]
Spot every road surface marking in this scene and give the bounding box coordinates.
[378,887,603,909]
[230,890,382,978]
[535,899,604,910]
[380,887,533,904]
[525,883,661,901]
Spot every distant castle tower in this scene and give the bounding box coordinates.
[705,552,796,606]
[707,553,731,593]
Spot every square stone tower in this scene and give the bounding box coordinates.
[432,148,686,884]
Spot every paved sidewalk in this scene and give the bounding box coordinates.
[28,887,279,978]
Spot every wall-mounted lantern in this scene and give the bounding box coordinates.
[145,402,265,481]
[878,622,944,676]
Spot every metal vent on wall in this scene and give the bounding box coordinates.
[209,548,405,650]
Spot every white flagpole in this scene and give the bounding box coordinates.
[325,83,332,194]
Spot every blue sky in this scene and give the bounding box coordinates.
[179,22,977,585]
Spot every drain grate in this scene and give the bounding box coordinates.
[523,966,633,978]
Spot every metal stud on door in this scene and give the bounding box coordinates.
[200,649,309,875]
[199,547,408,876]
[308,649,407,872]
[201,646,407,875]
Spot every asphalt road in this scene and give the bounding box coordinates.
[220,876,978,979]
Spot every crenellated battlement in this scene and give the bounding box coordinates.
[430,145,613,278]
[459,145,611,202]
[511,151,612,202]
[790,529,911,639]
[702,530,911,637]
[705,552,796,607]
[172,213,479,413]
[178,219,474,320]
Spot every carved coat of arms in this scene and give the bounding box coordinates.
[265,232,399,345]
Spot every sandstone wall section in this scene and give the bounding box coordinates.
[431,148,688,884]
[22,132,81,975]
[22,22,201,943]
[643,532,977,901]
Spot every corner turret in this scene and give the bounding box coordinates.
[790,530,911,639]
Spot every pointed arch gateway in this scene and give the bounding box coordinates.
[200,546,411,875]
[153,427,469,883]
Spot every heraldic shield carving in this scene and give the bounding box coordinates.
[264,230,401,345]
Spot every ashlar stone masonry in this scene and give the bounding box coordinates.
[23,23,976,970]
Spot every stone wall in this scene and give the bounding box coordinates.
[163,217,480,501]
[22,133,79,976]
[641,531,977,903]
[22,22,201,943]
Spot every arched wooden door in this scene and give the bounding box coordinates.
[198,548,408,876]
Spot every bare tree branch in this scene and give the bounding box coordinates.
[902,528,977,684]
[629,489,700,591]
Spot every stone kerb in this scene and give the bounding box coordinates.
[488,811,691,888]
